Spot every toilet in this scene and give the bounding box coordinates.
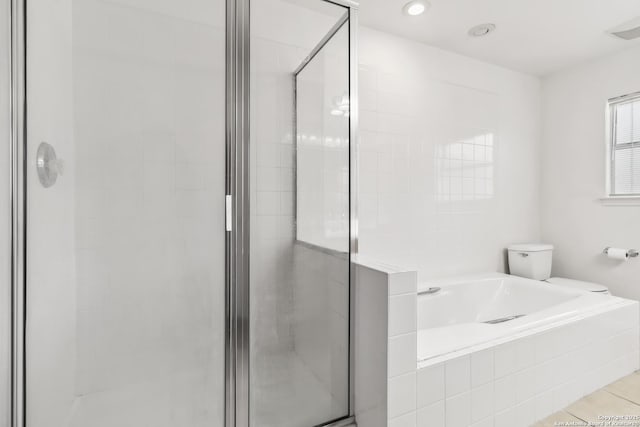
[507,243,610,295]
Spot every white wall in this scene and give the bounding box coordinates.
[541,45,640,301]
[358,27,542,281]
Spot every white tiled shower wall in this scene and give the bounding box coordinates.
[357,27,542,280]
[250,27,303,395]
[293,245,349,411]
[355,261,640,427]
[73,0,226,397]
[296,24,350,253]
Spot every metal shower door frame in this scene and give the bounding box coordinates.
[227,0,359,425]
[9,0,26,425]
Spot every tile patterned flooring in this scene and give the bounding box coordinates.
[535,371,640,426]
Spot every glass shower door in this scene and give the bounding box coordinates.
[24,0,226,425]
[250,1,353,426]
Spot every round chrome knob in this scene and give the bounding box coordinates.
[36,142,63,188]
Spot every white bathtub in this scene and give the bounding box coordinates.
[418,272,631,363]
[354,262,639,426]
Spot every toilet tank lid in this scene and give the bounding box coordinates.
[508,243,554,252]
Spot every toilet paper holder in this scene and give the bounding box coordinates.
[603,247,639,258]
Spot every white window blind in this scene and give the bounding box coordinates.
[610,93,640,196]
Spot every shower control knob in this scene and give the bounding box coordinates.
[36,142,63,188]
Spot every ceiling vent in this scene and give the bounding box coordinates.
[608,17,640,40]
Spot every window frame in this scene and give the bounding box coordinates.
[607,91,640,198]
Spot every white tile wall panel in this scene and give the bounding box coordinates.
[416,400,444,427]
[358,28,542,283]
[445,355,471,397]
[471,383,494,423]
[445,391,471,427]
[389,334,418,378]
[416,363,445,409]
[388,373,417,419]
[389,294,417,336]
[470,350,494,388]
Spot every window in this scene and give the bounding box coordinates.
[609,93,640,196]
[436,132,495,201]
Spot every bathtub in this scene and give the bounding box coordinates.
[418,272,632,363]
[354,263,639,426]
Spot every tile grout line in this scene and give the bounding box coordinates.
[562,409,590,424]
[560,374,640,425]
[603,389,640,407]
[560,410,589,424]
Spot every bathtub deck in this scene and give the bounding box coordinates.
[535,370,640,426]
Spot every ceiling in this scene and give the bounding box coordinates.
[357,0,640,76]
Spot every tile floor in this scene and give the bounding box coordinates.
[535,371,640,426]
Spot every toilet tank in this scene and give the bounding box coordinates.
[507,244,554,281]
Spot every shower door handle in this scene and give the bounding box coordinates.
[225,194,233,231]
[36,142,64,188]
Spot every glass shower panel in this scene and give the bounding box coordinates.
[250,1,351,426]
[296,25,350,253]
[25,0,226,426]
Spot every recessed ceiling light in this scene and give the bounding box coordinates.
[403,1,429,16]
[468,23,496,37]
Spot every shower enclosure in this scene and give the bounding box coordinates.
[3,0,357,426]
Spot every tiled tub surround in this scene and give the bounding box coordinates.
[412,304,639,427]
[355,257,419,426]
[354,261,640,427]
